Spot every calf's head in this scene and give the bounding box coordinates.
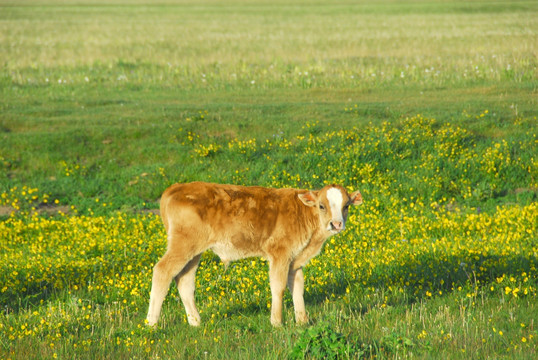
[298,185,363,234]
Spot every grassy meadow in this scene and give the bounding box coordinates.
[1,0,537,359]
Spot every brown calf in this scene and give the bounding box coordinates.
[146,182,362,326]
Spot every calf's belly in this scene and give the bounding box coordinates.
[210,241,266,266]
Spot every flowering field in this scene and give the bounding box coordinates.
[2,113,537,359]
[1,0,538,359]
[1,200,537,358]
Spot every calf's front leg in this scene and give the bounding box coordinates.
[268,258,290,326]
[288,267,308,324]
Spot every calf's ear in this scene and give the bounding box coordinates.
[349,190,363,205]
[298,191,318,207]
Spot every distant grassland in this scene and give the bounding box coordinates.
[2,0,537,70]
[2,0,537,89]
[1,1,538,359]
[1,0,537,210]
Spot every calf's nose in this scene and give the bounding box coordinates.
[330,220,344,231]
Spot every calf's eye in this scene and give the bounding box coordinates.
[319,204,326,211]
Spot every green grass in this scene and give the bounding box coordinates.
[1,0,537,359]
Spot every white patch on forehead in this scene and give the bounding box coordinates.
[326,188,344,214]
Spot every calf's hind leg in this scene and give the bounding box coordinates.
[147,252,188,326]
[175,254,202,326]
[146,230,204,327]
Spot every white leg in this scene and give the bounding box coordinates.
[288,267,308,324]
[147,253,187,326]
[176,254,202,326]
[269,259,290,326]
[146,243,196,326]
